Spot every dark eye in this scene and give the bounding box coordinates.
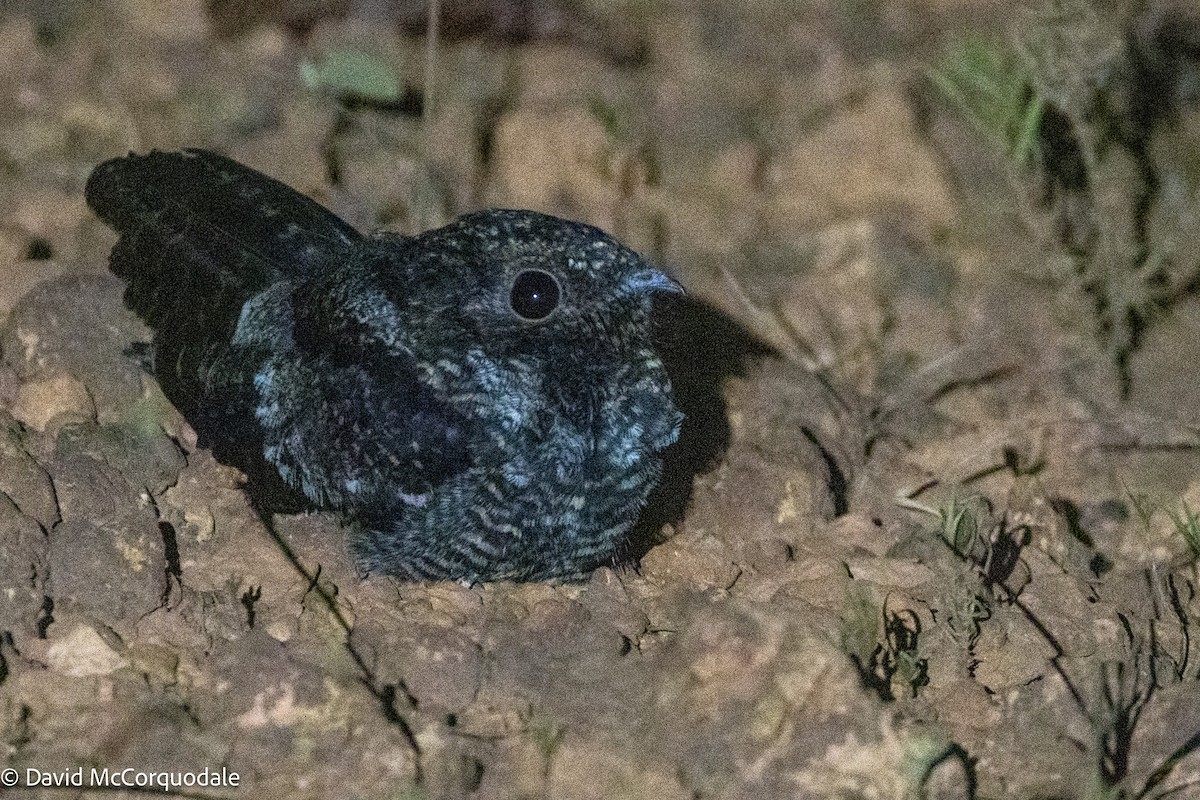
[509,269,561,320]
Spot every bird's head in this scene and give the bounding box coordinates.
[398,209,682,364]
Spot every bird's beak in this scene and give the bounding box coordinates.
[624,268,685,297]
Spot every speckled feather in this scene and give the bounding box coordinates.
[86,149,682,582]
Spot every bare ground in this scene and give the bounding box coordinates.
[2,1,1200,798]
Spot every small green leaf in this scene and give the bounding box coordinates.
[300,48,402,103]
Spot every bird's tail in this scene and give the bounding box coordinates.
[86,149,364,406]
[85,148,360,335]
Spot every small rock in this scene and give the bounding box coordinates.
[11,372,95,432]
[46,623,127,677]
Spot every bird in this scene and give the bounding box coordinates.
[85,148,684,583]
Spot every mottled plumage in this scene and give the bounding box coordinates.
[85,149,683,582]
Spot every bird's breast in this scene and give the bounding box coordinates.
[452,345,679,489]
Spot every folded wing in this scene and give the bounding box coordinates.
[87,149,470,516]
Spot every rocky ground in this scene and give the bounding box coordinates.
[1,0,1200,798]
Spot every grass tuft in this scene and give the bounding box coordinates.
[927,36,1045,168]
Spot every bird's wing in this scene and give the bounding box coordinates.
[86,148,362,392]
[228,259,475,514]
[85,149,365,505]
[87,150,472,513]
[245,321,475,515]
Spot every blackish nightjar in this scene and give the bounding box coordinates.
[85,149,683,583]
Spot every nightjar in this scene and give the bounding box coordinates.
[85,149,683,583]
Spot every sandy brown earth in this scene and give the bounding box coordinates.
[2,0,1200,798]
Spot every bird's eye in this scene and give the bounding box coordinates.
[509,269,561,320]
